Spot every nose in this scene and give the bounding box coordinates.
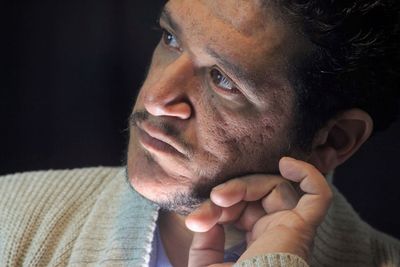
[143,54,193,120]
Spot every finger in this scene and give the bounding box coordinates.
[210,175,286,208]
[218,201,247,224]
[186,201,249,232]
[188,224,225,267]
[261,182,300,214]
[279,157,333,225]
[186,200,222,232]
[234,201,265,232]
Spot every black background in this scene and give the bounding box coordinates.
[1,1,399,239]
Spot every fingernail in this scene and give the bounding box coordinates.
[212,183,226,192]
[282,156,296,162]
[185,219,205,232]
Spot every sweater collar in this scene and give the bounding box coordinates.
[69,168,160,266]
[74,169,373,267]
[311,186,374,267]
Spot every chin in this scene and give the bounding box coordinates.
[127,165,172,201]
[130,173,204,215]
[127,156,216,215]
[126,140,226,214]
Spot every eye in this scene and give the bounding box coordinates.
[210,68,240,94]
[162,29,180,49]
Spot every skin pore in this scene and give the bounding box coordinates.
[126,0,313,266]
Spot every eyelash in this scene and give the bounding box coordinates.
[160,28,241,95]
[209,68,241,94]
[161,28,180,50]
[152,23,179,50]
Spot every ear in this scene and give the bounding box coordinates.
[308,109,373,174]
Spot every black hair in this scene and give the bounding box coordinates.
[275,0,400,148]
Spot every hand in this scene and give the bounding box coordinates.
[186,157,333,267]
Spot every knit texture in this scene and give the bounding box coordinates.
[0,167,399,266]
[234,253,309,267]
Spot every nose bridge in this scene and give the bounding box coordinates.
[147,54,193,105]
[143,54,194,119]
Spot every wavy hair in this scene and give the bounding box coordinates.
[272,0,400,148]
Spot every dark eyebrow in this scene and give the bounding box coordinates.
[159,7,182,36]
[160,6,261,99]
[159,6,250,87]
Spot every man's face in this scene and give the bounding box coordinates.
[127,0,306,214]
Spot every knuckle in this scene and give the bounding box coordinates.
[228,178,247,189]
[304,163,320,177]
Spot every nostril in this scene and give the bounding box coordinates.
[145,104,165,117]
[144,98,192,120]
[164,102,192,120]
[143,94,164,116]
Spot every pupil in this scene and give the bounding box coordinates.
[211,69,222,84]
[163,31,173,45]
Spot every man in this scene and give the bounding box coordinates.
[1,0,399,266]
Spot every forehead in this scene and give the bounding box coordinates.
[165,0,298,91]
[198,0,272,36]
[166,0,286,44]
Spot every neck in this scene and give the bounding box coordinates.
[158,211,246,266]
[158,211,193,267]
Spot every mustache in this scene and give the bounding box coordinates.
[129,111,148,127]
[129,110,193,155]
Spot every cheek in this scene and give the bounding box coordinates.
[197,97,274,159]
[195,89,293,171]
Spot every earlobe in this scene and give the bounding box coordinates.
[308,109,373,174]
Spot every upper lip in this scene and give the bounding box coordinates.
[137,121,189,157]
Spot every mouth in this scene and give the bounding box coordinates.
[135,122,189,159]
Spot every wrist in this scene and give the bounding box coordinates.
[234,253,309,267]
[239,226,314,263]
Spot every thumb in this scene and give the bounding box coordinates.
[188,224,229,267]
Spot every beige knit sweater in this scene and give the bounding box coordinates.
[0,167,399,266]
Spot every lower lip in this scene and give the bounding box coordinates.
[137,127,182,157]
